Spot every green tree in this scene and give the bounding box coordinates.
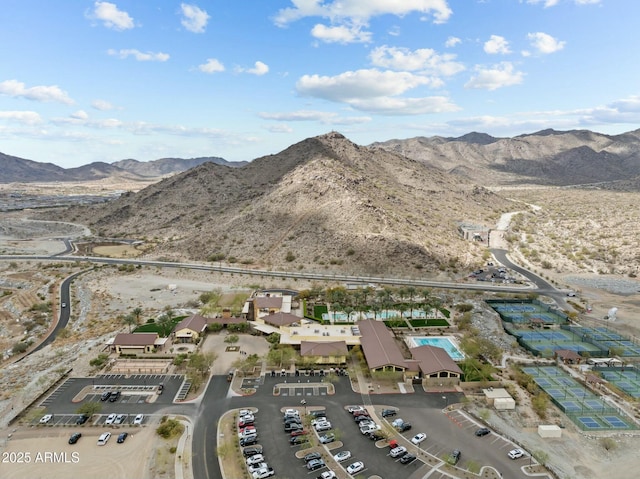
[76,402,102,417]
[225,334,239,344]
[188,352,217,377]
[123,313,137,333]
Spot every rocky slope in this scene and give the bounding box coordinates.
[63,132,515,276]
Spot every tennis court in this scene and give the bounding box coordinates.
[521,366,635,430]
[564,325,640,357]
[597,366,640,398]
[487,299,569,325]
[510,328,604,357]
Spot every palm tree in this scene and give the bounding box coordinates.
[122,313,137,333]
[406,286,416,319]
[132,307,143,325]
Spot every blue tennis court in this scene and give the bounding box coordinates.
[522,366,636,430]
[578,417,604,429]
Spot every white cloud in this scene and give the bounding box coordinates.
[241,61,270,76]
[445,36,461,48]
[311,23,372,44]
[180,3,210,33]
[198,58,225,73]
[584,96,640,124]
[92,99,115,111]
[296,69,436,102]
[465,62,524,90]
[0,111,42,125]
[0,79,74,104]
[70,110,89,120]
[259,110,371,124]
[347,96,459,115]
[484,35,511,55]
[108,49,170,62]
[264,124,294,133]
[369,45,464,76]
[527,32,565,54]
[273,0,453,27]
[88,1,134,31]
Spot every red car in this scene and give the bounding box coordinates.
[290,429,308,437]
[353,410,370,417]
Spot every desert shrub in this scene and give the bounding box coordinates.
[156,418,184,439]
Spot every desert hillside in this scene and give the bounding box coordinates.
[61,132,515,276]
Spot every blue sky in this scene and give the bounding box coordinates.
[1,0,638,168]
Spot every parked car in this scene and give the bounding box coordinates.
[76,414,89,425]
[240,435,258,447]
[391,418,404,428]
[133,414,144,425]
[360,424,381,435]
[411,433,427,445]
[246,454,265,466]
[307,459,325,471]
[243,446,263,457]
[105,414,116,425]
[39,414,52,424]
[117,432,128,444]
[475,427,491,437]
[114,414,127,425]
[248,462,268,474]
[352,410,369,417]
[368,432,385,441]
[239,409,253,417]
[508,448,524,459]
[310,410,326,418]
[357,419,375,428]
[290,436,307,445]
[239,418,255,428]
[347,405,365,413]
[333,451,351,463]
[108,391,121,402]
[390,446,407,458]
[315,422,332,432]
[68,432,82,444]
[381,408,397,418]
[284,423,303,432]
[398,422,412,432]
[317,471,336,479]
[346,461,365,475]
[449,449,461,465]
[319,433,335,444]
[100,391,111,401]
[239,426,257,437]
[290,429,307,437]
[354,415,372,423]
[97,432,111,446]
[400,453,417,464]
[252,467,274,479]
[304,452,322,463]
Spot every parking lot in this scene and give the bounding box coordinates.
[230,393,535,479]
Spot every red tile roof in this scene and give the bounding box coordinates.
[113,333,158,346]
[173,314,208,333]
[300,341,348,357]
[409,345,463,375]
[264,312,300,327]
[357,320,409,370]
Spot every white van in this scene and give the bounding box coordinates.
[97,432,111,446]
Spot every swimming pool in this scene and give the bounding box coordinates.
[407,336,465,361]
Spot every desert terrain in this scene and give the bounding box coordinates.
[1,184,640,479]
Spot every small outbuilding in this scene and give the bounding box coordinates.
[482,387,516,410]
[538,424,562,438]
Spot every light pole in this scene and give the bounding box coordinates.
[442,395,448,408]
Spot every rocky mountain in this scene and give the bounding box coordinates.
[370,128,640,187]
[0,153,243,183]
[63,132,515,276]
[112,156,247,177]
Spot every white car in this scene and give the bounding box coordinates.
[360,424,380,435]
[39,414,53,424]
[248,462,268,474]
[239,409,254,417]
[315,422,332,432]
[312,418,329,427]
[391,418,404,428]
[333,451,351,463]
[246,454,265,466]
[239,426,257,438]
[114,414,127,424]
[347,405,365,413]
[133,414,144,425]
[105,413,117,425]
[97,432,111,446]
[390,446,407,458]
[346,461,365,475]
[508,448,524,459]
[318,471,336,479]
[411,433,427,445]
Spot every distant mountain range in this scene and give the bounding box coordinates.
[371,128,640,186]
[0,153,247,183]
